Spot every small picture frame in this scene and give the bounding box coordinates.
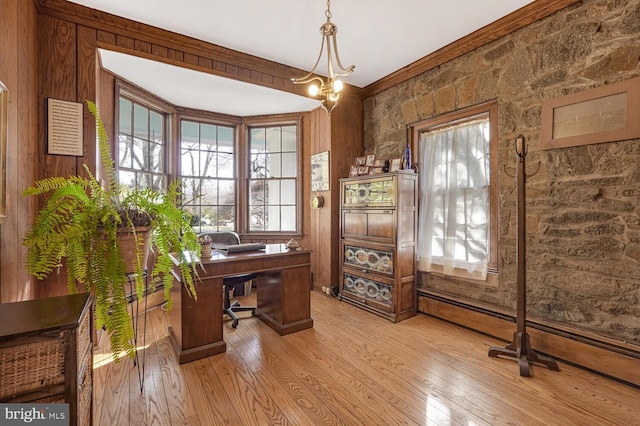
[370,166,384,175]
[357,166,370,175]
[373,159,384,167]
[365,154,376,167]
[389,158,402,172]
[349,165,359,177]
[355,156,366,166]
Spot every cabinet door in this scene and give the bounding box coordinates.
[341,270,394,312]
[342,209,395,242]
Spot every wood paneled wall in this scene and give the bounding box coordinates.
[26,0,364,297]
[0,0,39,303]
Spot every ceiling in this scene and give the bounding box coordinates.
[69,0,534,116]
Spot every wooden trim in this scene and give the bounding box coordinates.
[36,0,362,100]
[363,0,582,98]
[418,293,640,387]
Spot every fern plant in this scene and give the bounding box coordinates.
[22,100,200,360]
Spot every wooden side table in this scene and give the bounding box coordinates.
[0,293,93,426]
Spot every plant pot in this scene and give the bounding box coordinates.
[201,244,212,258]
[116,226,152,273]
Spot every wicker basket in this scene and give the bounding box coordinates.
[0,332,66,400]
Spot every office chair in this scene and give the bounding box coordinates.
[198,231,257,328]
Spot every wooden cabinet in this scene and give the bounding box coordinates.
[339,171,418,322]
[0,293,93,426]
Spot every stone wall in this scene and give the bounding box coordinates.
[364,0,640,344]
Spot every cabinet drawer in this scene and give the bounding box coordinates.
[341,271,393,312]
[342,209,395,242]
[342,242,394,276]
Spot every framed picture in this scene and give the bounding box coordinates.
[311,151,330,191]
[365,154,376,167]
[541,75,640,150]
[373,159,384,167]
[349,165,359,177]
[370,166,384,175]
[355,156,366,166]
[389,158,402,172]
[47,98,84,156]
[357,166,369,175]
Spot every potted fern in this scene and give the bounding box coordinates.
[22,101,201,360]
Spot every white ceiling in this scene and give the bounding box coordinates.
[70,0,534,116]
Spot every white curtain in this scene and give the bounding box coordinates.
[417,118,490,279]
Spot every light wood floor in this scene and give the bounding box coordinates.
[93,291,640,426]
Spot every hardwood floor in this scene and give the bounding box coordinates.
[93,291,640,425]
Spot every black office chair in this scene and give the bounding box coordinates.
[199,231,257,328]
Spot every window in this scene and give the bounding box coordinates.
[115,81,302,237]
[412,101,498,280]
[248,125,298,232]
[117,97,167,191]
[179,119,236,233]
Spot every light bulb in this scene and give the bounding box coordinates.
[308,84,320,96]
[333,79,343,92]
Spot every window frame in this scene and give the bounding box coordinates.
[177,115,240,234]
[410,100,499,273]
[115,82,174,191]
[241,116,303,236]
[114,79,304,238]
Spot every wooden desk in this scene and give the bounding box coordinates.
[168,244,313,364]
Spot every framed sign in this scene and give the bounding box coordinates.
[311,151,330,192]
[47,98,84,156]
[541,76,640,150]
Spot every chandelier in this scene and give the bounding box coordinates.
[291,0,355,113]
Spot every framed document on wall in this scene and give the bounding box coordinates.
[47,98,84,156]
[311,151,330,192]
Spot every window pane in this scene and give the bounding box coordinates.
[118,170,135,189]
[281,180,296,204]
[132,138,147,170]
[133,104,148,139]
[119,98,132,134]
[266,127,281,152]
[266,180,280,205]
[118,135,132,168]
[269,153,281,178]
[266,206,280,231]
[250,128,265,151]
[201,124,216,151]
[281,206,296,231]
[251,154,267,178]
[200,152,217,178]
[218,153,234,178]
[250,205,265,231]
[218,126,234,153]
[181,178,199,204]
[149,110,163,142]
[150,141,163,172]
[219,180,235,205]
[282,126,296,151]
[181,148,198,177]
[282,152,297,177]
[181,120,199,146]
